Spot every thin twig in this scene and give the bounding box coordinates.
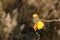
[36,32,40,40]
[40,19,60,22]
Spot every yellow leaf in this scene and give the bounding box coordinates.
[33,13,38,18]
[37,21,44,29]
[33,23,38,31]
[34,20,44,31]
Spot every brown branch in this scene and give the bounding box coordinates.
[41,19,60,22]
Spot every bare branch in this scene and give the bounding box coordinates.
[41,19,60,22]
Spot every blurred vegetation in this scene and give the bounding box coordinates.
[0,0,60,40]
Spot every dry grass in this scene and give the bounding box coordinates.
[0,0,60,40]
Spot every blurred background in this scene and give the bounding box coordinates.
[0,0,60,40]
